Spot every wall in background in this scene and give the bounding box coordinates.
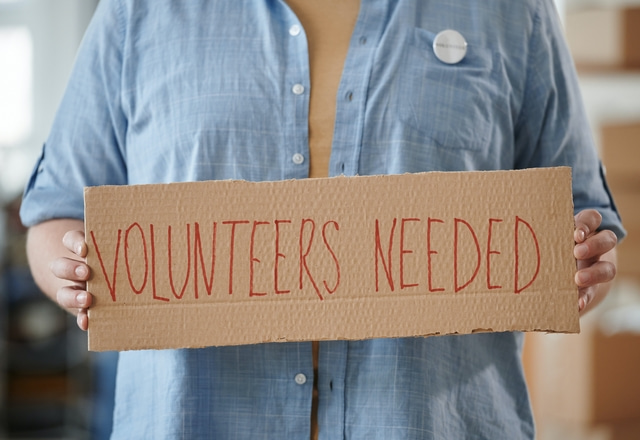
[0,0,98,202]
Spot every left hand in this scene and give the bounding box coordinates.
[574,209,618,315]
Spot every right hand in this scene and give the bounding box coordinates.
[48,230,93,330]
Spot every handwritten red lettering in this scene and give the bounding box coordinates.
[89,211,546,304]
[426,218,445,292]
[124,222,148,294]
[321,220,341,294]
[454,218,481,293]
[223,220,250,295]
[274,220,291,295]
[194,222,217,299]
[400,218,420,289]
[514,216,541,294]
[90,229,122,302]
[375,218,397,292]
[299,219,322,300]
[168,224,192,300]
[150,224,169,302]
[250,221,270,297]
[486,218,503,290]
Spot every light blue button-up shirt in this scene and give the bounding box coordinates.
[21,0,625,438]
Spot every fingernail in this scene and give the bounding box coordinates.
[578,297,585,311]
[576,229,585,242]
[77,313,87,331]
[77,292,87,306]
[75,265,87,278]
[574,243,588,259]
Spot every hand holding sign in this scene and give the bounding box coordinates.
[573,209,618,314]
[49,228,92,330]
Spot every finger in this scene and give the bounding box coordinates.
[575,260,617,288]
[574,209,602,243]
[578,286,595,313]
[576,256,596,271]
[574,230,617,260]
[77,309,89,331]
[56,285,93,310]
[49,257,90,282]
[62,230,87,257]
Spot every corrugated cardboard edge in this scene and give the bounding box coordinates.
[88,292,579,351]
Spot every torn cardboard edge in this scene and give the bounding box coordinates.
[85,167,579,351]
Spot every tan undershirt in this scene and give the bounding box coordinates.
[286,0,360,179]
[283,1,360,439]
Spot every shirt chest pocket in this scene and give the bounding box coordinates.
[392,27,503,152]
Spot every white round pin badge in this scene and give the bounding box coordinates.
[433,29,467,64]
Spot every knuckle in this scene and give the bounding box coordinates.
[593,210,603,223]
[63,230,85,255]
[50,258,68,278]
[590,230,617,253]
[56,287,70,307]
[56,286,83,309]
[604,230,618,247]
[577,209,601,229]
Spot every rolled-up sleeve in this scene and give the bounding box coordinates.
[20,0,128,227]
[513,0,626,241]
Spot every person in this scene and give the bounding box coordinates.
[20,0,624,438]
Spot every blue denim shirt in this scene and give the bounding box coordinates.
[20,0,624,438]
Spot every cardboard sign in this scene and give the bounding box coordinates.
[85,167,579,351]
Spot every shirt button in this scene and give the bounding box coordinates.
[289,24,302,36]
[294,373,307,385]
[292,84,305,95]
[292,153,305,165]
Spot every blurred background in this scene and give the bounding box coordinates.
[524,2,640,440]
[1,1,113,439]
[0,0,638,439]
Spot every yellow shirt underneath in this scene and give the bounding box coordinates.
[285,0,360,179]
[283,1,360,439]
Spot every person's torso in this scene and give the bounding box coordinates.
[108,1,543,438]
[118,0,531,185]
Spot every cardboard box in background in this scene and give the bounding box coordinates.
[84,168,578,351]
[601,121,640,282]
[525,303,640,438]
[524,122,640,440]
[542,419,640,440]
[601,122,640,187]
[566,7,640,71]
[611,191,640,283]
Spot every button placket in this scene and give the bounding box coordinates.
[282,9,310,180]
